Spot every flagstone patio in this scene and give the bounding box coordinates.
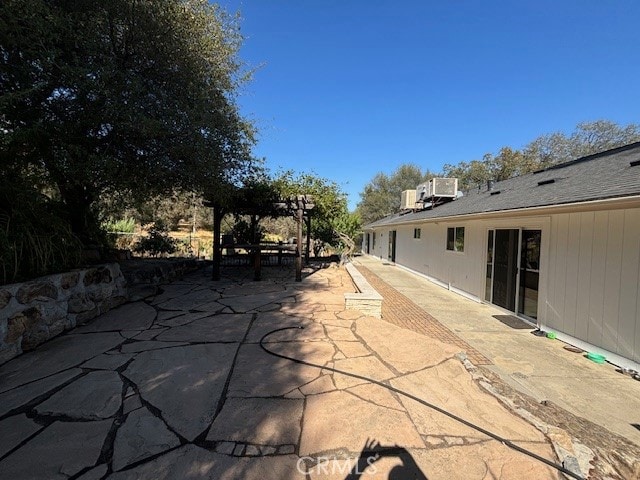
[0,264,564,479]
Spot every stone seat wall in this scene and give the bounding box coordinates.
[0,259,202,365]
[343,263,382,318]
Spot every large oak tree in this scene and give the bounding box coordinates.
[1,0,255,243]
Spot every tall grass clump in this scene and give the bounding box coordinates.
[0,173,82,284]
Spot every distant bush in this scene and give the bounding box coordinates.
[104,217,137,250]
[133,222,177,257]
[104,217,136,234]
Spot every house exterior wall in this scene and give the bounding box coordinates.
[365,205,640,366]
[544,207,640,363]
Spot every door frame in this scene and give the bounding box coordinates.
[485,227,541,322]
[388,230,397,263]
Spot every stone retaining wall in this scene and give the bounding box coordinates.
[0,258,202,365]
[0,264,127,364]
[344,263,382,318]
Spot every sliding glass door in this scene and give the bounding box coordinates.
[485,229,541,319]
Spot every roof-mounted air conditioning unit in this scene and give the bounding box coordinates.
[427,178,458,198]
[415,182,429,201]
[400,190,417,209]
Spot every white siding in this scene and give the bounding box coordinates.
[392,221,485,298]
[367,206,640,364]
[546,208,640,363]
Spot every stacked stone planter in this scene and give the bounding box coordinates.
[0,264,127,364]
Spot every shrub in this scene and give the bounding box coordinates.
[133,222,177,257]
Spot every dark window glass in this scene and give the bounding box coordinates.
[455,227,465,252]
[446,228,455,250]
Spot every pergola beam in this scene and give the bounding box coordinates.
[204,195,314,282]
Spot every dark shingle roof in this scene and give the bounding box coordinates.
[365,142,640,228]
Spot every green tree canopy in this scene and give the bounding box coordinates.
[361,120,640,222]
[1,0,255,243]
[357,164,436,225]
[274,171,360,254]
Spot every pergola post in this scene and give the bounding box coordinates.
[212,204,223,281]
[295,196,303,282]
[253,246,262,281]
[305,212,311,264]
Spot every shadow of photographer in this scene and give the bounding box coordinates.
[344,438,428,480]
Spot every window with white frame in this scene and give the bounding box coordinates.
[446,227,465,252]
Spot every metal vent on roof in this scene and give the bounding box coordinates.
[630,159,640,167]
[537,178,556,186]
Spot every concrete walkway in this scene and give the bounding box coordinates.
[354,256,640,475]
[0,263,566,479]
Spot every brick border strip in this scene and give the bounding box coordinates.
[357,265,492,366]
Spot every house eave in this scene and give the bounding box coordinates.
[364,194,640,229]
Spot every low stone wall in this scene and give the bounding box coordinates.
[344,263,382,318]
[0,264,127,364]
[0,258,203,365]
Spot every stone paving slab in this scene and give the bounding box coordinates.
[331,355,396,389]
[75,302,156,332]
[112,407,180,471]
[155,289,221,311]
[155,313,252,343]
[300,390,425,455]
[0,368,83,417]
[82,353,135,370]
[35,370,122,420]
[218,290,296,313]
[154,310,211,327]
[0,332,122,392]
[124,343,238,441]
[392,358,546,441]
[0,414,41,458]
[227,342,332,397]
[0,420,112,479]
[245,312,324,343]
[107,445,305,480]
[77,464,109,480]
[355,316,461,374]
[120,340,190,353]
[206,397,304,445]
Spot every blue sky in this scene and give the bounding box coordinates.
[218,1,640,210]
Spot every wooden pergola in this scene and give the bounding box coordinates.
[203,195,315,282]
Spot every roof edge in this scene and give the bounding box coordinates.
[534,140,640,173]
